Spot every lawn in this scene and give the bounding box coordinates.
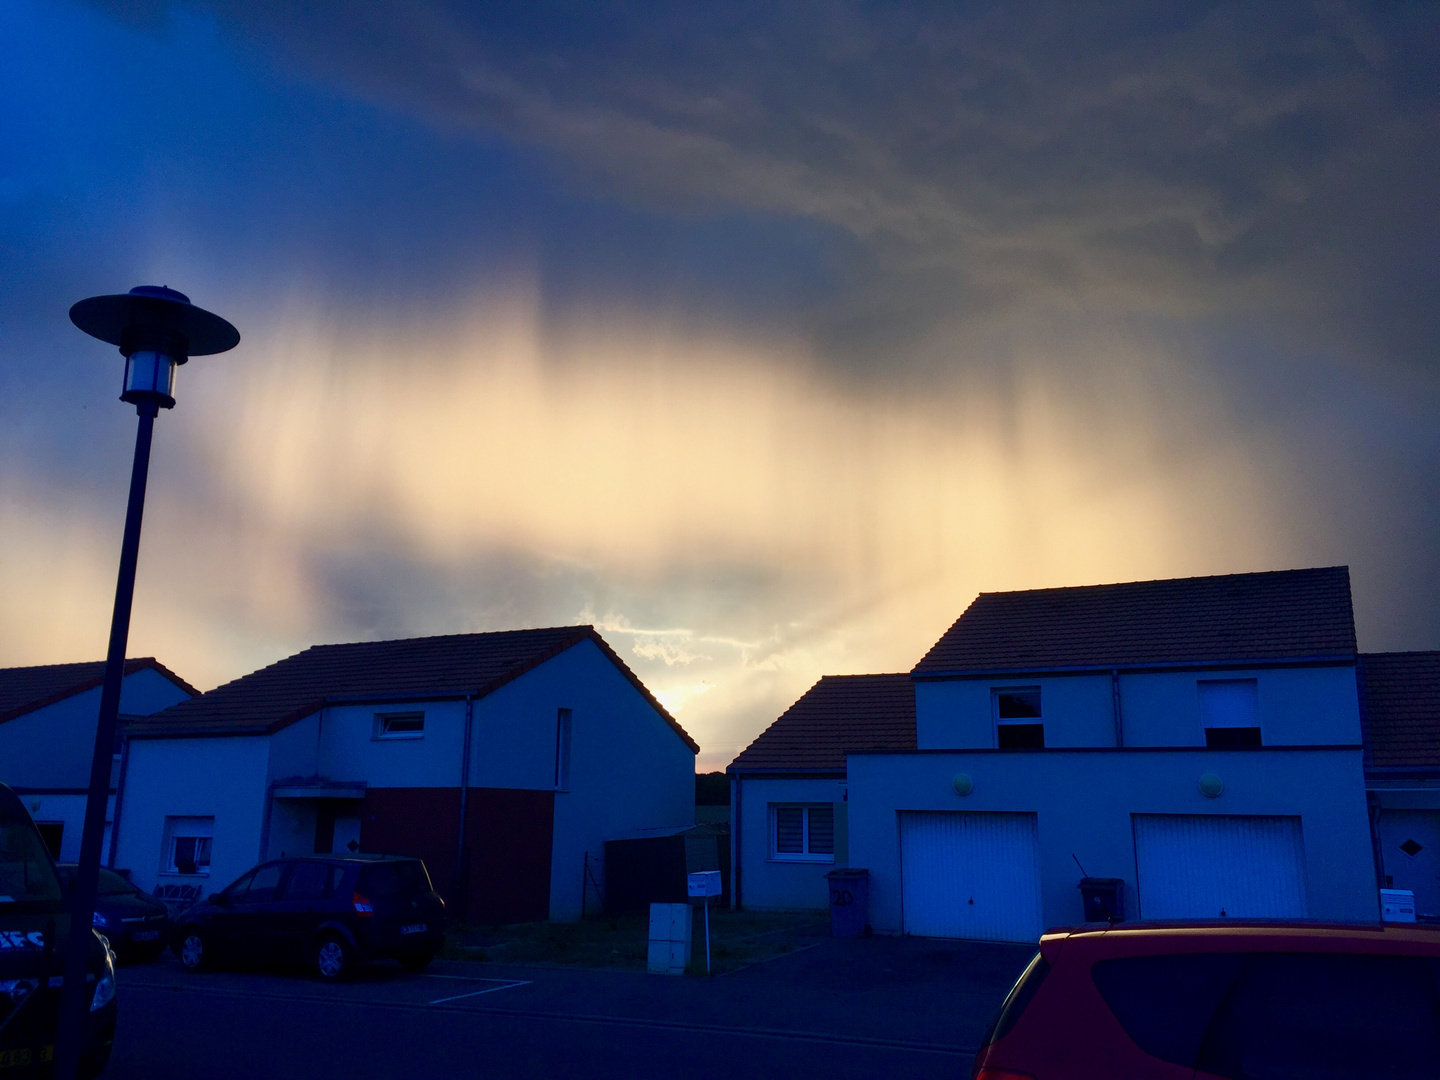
[443,907,828,975]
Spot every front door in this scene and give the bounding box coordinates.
[1378,810,1440,919]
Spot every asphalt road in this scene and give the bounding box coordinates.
[104,935,1035,1080]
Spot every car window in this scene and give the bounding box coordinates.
[357,860,430,897]
[281,862,341,901]
[232,863,285,905]
[0,823,63,911]
[1092,952,1249,1068]
[1197,952,1440,1079]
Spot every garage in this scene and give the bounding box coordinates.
[900,811,1042,942]
[1134,814,1307,919]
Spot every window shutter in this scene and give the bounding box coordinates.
[807,806,835,855]
[775,807,804,853]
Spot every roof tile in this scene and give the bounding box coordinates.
[1359,651,1440,771]
[729,673,915,771]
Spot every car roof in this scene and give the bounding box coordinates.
[1042,920,1440,959]
[284,854,421,864]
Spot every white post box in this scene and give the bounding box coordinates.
[647,902,692,975]
[687,871,722,898]
[1381,888,1417,923]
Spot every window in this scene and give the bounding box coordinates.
[1092,953,1250,1067]
[1199,680,1260,748]
[771,805,835,861]
[994,688,1044,749]
[374,712,425,739]
[1197,953,1440,1079]
[229,862,285,905]
[163,816,214,875]
[279,861,342,902]
[554,708,573,790]
[358,860,431,897]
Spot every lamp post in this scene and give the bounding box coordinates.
[55,286,237,1078]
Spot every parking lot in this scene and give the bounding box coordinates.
[105,934,1034,1079]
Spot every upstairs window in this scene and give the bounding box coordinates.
[1199,680,1260,748]
[374,712,425,739]
[771,805,835,862]
[994,688,1044,749]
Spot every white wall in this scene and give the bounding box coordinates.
[915,664,1362,751]
[318,700,468,788]
[734,775,847,910]
[115,735,272,897]
[469,638,695,921]
[0,667,192,790]
[847,747,1378,934]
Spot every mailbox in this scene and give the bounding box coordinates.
[687,870,722,899]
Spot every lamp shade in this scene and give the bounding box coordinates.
[69,285,240,359]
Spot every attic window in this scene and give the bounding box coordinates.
[375,712,425,739]
[1198,680,1260,748]
[994,688,1044,750]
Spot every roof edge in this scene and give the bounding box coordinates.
[0,657,197,726]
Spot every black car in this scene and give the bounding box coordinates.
[172,854,445,981]
[0,784,116,1077]
[56,864,171,963]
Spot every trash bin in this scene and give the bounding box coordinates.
[1078,877,1125,923]
[826,868,870,938]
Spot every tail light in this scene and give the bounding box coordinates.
[352,892,375,916]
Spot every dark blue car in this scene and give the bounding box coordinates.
[172,854,445,981]
[56,864,172,964]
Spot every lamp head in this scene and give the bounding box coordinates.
[69,286,239,410]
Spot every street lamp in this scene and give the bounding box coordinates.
[55,286,238,1077]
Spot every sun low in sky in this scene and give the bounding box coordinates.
[2,2,1437,769]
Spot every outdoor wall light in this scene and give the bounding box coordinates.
[953,773,974,796]
[1199,773,1224,798]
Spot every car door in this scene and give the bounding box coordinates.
[221,861,289,964]
[269,861,341,962]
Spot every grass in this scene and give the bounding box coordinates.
[442,908,827,975]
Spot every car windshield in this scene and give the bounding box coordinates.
[97,869,136,896]
[357,860,430,897]
[0,822,64,912]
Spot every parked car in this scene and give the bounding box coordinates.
[971,921,1440,1080]
[172,854,446,981]
[56,864,171,963]
[0,784,116,1077]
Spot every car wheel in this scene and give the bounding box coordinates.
[177,928,208,971]
[397,946,437,972]
[314,934,354,982]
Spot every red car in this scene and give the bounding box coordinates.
[971,921,1440,1080]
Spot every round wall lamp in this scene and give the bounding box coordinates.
[1199,773,1224,798]
[952,773,974,796]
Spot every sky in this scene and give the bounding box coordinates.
[2,1,1437,770]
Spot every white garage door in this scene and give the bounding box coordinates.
[900,811,1042,942]
[1134,815,1307,920]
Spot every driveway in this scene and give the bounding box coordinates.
[106,935,1035,1079]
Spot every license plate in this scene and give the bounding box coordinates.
[131,929,162,941]
[399,923,426,935]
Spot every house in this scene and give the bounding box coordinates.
[114,626,698,922]
[729,674,915,910]
[730,567,1382,940]
[1360,651,1440,918]
[0,658,196,861]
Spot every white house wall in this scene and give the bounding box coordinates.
[847,747,1378,935]
[915,664,1362,750]
[115,735,271,898]
[317,700,468,788]
[467,638,695,921]
[735,776,847,910]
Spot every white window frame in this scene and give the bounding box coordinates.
[769,804,836,863]
[992,686,1044,748]
[162,816,214,876]
[373,711,426,740]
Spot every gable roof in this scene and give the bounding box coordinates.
[913,567,1356,676]
[125,626,698,753]
[1359,651,1440,772]
[729,673,916,772]
[0,658,197,725]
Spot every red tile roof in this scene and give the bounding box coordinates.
[1360,651,1440,771]
[125,626,698,753]
[913,567,1356,675]
[729,673,916,771]
[0,658,197,724]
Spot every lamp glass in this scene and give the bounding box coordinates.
[123,350,177,401]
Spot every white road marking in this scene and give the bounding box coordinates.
[428,979,530,1004]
